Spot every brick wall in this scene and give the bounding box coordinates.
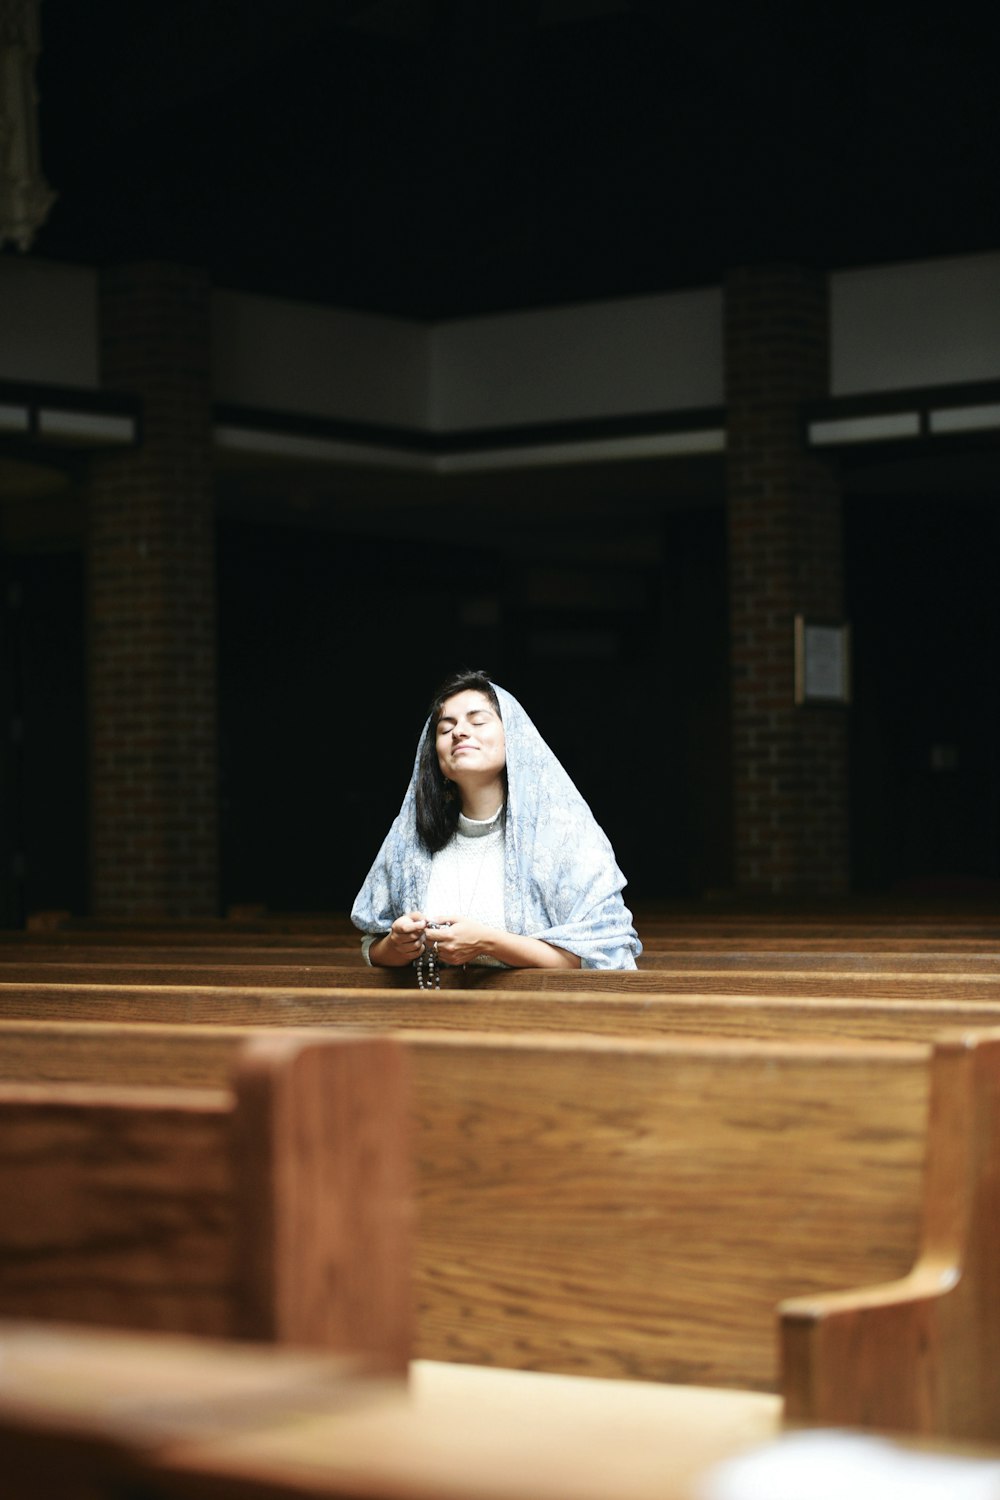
[725,265,849,895]
[87,264,218,917]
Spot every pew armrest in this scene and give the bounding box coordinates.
[780,1261,957,1433]
[780,1028,1000,1442]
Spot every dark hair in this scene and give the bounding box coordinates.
[415,669,506,853]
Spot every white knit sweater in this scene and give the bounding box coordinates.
[423,805,505,930]
[361,805,506,967]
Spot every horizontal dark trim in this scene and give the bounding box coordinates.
[213,401,727,456]
[805,379,1000,446]
[0,377,142,420]
[0,378,142,450]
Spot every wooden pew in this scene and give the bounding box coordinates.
[7,1325,1000,1500]
[20,910,357,937]
[5,911,1000,962]
[631,907,1000,931]
[8,959,1000,998]
[641,934,1000,950]
[0,1320,781,1500]
[0,1019,937,1392]
[7,986,1000,1043]
[0,927,358,951]
[458,966,1000,997]
[781,1025,1000,1439]
[5,951,1000,989]
[639,950,1000,971]
[0,1032,412,1371]
[0,1322,402,1500]
[29,941,1000,974]
[13,906,1000,947]
[2,1024,1000,1443]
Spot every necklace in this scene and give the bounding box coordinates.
[456,825,494,919]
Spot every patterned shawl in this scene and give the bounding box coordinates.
[351,684,641,969]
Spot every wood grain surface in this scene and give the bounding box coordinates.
[3,952,1000,987]
[0,1324,782,1500]
[409,1033,929,1387]
[0,1021,931,1389]
[781,1028,1000,1440]
[5,983,1000,1040]
[0,1081,237,1336]
[0,1035,413,1371]
[8,963,1000,1000]
[0,1321,390,1500]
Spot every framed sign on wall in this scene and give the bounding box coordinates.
[794,615,851,705]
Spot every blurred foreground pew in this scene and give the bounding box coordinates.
[3,1325,1000,1500]
[0,1032,411,1369]
[3,1021,1000,1438]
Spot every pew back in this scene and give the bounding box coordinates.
[0,1033,412,1370]
[0,1019,930,1390]
[5,954,1000,989]
[0,1321,785,1500]
[3,983,1000,1042]
[8,961,1000,999]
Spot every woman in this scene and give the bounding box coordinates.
[352,670,640,977]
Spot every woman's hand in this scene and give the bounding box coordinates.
[424,917,491,967]
[390,911,431,957]
[370,912,431,967]
[427,918,581,970]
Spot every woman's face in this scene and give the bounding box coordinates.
[435,689,506,784]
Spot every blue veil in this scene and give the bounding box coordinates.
[351,683,641,970]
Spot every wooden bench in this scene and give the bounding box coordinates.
[0,1024,954,1391]
[6,910,1000,965]
[8,958,1000,998]
[0,1031,411,1371]
[1,1022,1000,1441]
[639,933,1000,956]
[632,910,1000,933]
[8,1325,1000,1500]
[782,1024,1000,1438]
[468,966,1000,997]
[0,1321,405,1500]
[5,950,1000,987]
[0,1320,781,1500]
[0,929,358,953]
[639,950,1000,970]
[8,985,1000,1043]
[16,908,1000,946]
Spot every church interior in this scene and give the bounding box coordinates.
[1,4,1000,1496]
[2,0,999,922]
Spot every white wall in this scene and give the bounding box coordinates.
[5,251,998,433]
[0,258,99,388]
[428,288,724,431]
[211,285,724,435]
[831,252,1000,396]
[211,290,431,429]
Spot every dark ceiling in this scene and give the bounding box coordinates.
[24,0,1000,320]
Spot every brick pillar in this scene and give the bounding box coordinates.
[88,264,218,917]
[725,265,849,896]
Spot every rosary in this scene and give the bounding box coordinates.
[414,922,449,989]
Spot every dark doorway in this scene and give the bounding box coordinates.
[0,549,88,926]
[847,494,1000,895]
